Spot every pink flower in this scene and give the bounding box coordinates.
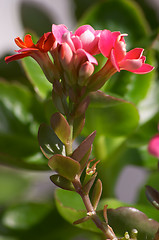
[52,24,100,65]
[99,30,154,74]
[148,134,159,158]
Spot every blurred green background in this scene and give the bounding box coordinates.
[0,0,159,239]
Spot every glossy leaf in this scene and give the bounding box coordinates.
[48,154,80,180]
[50,112,71,145]
[84,91,139,137]
[71,131,96,162]
[38,123,64,159]
[91,179,102,210]
[50,174,75,191]
[0,80,48,170]
[22,55,51,99]
[146,185,159,210]
[55,189,159,239]
[2,203,52,230]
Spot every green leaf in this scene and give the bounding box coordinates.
[50,174,75,191]
[55,189,159,239]
[2,203,52,230]
[91,179,102,210]
[0,80,48,170]
[84,91,139,137]
[48,154,80,180]
[38,123,64,159]
[146,185,159,210]
[50,112,71,145]
[22,56,52,99]
[71,131,96,162]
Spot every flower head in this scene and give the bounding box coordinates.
[5,32,54,63]
[99,30,154,74]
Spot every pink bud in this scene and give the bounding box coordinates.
[78,61,94,86]
[59,42,73,69]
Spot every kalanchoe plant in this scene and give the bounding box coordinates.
[5,24,155,239]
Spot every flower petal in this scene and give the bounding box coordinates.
[5,53,30,63]
[75,25,95,36]
[99,30,113,57]
[24,34,34,48]
[71,35,82,50]
[110,49,120,72]
[52,24,68,43]
[129,63,154,74]
[15,37,26,48]
[125,48,144,60]
[76,49,98,65]
[120,59,143,71]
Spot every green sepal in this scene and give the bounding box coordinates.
[48,154,80,181]
[50,174,75,191]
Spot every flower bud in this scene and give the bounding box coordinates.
[78,61,94,86]
[59,42,73,69]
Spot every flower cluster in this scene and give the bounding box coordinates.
[5,24,154,90]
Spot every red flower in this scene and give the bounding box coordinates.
[5,32,54,63]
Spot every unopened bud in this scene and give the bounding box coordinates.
[59,42,73,69]
[78,61,94,86]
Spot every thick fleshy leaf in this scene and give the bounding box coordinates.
[50,174,75,191]
[146,185,159,210]
[83,91,139,137]
[50,112,71,145]
[48,154,80,180]
[0,80,48,170]
[38,123,64,159]
[107,207,159,239]
[71,131,96,161]
[2,203,52,230]
[55,189,159,239]
[22,56,51,99]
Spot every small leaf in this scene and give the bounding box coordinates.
[38,123,64,159]
[50,174,75,191]
[146,185,159,210]
[71,131,96,162]
[48,154,80,181]
[50,112,71,145]
[91,179,102,210]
